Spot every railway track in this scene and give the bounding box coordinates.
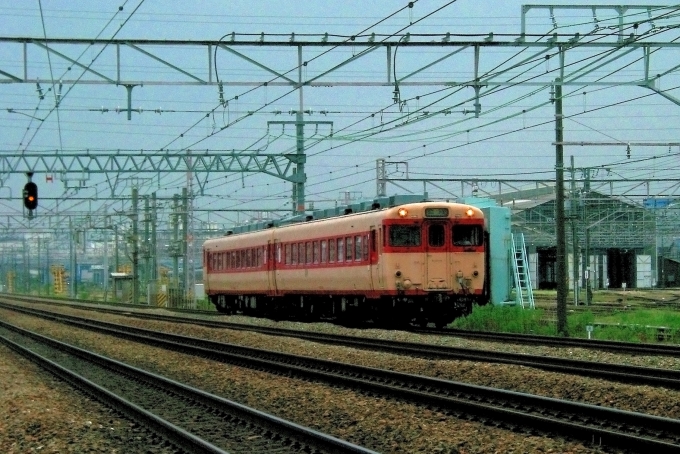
[6,299,680,388]
[0,319,377,454]
[3,302,680,452]
[5,294,680,357]
[4,300,680,388]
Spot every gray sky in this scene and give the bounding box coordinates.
[1,1,679,229]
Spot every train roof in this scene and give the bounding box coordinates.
[227,194,429,235]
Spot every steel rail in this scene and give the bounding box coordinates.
[3,303,680,452]
[0,334,229,454]
[0,320,377,454]
[3,299,680,388]
[5,294,680,356]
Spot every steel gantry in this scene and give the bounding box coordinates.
[1,5,680,204]
[0,150,305,197]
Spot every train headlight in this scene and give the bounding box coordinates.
[398,208,408,217]
[466,208,474,217]
[402,279,412,289]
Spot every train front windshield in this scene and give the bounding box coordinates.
[389,225,421,247]
[452,225,483,246]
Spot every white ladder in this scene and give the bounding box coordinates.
[511,233,535,309]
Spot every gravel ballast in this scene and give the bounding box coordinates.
[4,303,679,453]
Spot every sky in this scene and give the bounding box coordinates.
[1,0,680,234]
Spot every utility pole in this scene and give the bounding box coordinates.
[182,187,190,308]
[69,217,76,298]
[131,187,139,304]
[143,196,150,295]
[570,156,579,306]
[583,169,592,306]
[171,193,181,306]
[295,46,305,215]
[37,236,41,295]
[23,236,28,293]
[554,77,568,336]
[151,192,157,281]
[104,212,109,303]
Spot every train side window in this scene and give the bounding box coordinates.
[429,224,445,247]
[313,241,320,263]
[321,240,328,263]
[231,252,236,269]
[346,236,353,262]
[257,248,263,267]
[453,225,483,246]
[292,243,298,264]
[329,238,337,263]
[285,244,291,265]
[246,249,252,267]
[337,238,344,263]
[354,235,362,261]
[389,225,421,247]
[363,234,369,260]
[304,242,310,264]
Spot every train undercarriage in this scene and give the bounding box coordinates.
[209,292,482,328]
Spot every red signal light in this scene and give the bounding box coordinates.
[23,182,38,211]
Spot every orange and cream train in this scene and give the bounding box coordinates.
[203,201,488,327]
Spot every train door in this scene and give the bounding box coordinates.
[267,240,278,296]
[424,221,450,289]
[370,226,383,290]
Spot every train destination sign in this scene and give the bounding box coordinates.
[425,208,449,218]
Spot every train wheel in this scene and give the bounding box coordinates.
[214,295,230,314]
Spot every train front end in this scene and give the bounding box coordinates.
[380,202,486,327]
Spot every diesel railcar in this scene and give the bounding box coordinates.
[203,201,487,327]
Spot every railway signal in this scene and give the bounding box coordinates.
[23,181,38,211]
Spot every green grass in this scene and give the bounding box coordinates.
[451,304,555,335]
[451,303,680,342]
[596,309,680,327]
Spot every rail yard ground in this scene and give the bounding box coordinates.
[3,298,680,453]
[451,288,680,341]
[533,288,680,308]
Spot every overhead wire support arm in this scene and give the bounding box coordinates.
[5,35,680,91]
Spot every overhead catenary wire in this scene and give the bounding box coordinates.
[14,3,680,218]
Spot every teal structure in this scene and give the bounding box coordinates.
[463,197,514,305]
